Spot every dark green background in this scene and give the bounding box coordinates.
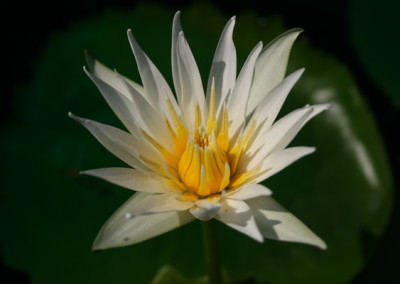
[2,0,398,283]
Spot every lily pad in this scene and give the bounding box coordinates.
[0,2,392,284]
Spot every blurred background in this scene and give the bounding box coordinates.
[1,0,399,283]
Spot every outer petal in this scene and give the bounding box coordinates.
[243,104,329,171]
[247,196,327,249]
[216,199,263,242]
[226,183,272,200]
[227,42,263,143]
[116,72,173,149]
[93,192,195,250]
[206,16,236,121]
[127,30,181,126]
[125,193,194,217]
[172,12,206,130]
[84,67,139,135]
[81,167,167,193]
[68,113,162,170]
[85,51,145,100]
[175,31,206,130]
[246,29,302,116]
[245,68,305,137]
[252,147,316,184]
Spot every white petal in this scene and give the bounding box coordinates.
[247,29,302,116]
[81,167,166,193]
[84,67,139,135]
[247,196,327,249]
[244,104,329,171]
[228,42,263,143]
[68,113,163,170]
[206,16,236,121]
[85,51,145,100]
[252,147,316,184]
[246,68,305,135]
[92,192,195,250]
[127,29,181,122]
[190,198,223,221]
[116,71,173,150]
[175,31,206,130]
[227,183,272,200]
[171,11,182,98]
[126,193,193,217]
[216,199,263,242]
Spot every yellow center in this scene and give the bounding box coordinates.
[140,88,259,201]
[178,125,229,197]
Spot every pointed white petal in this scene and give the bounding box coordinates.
[228,42,263,142]
[171,11,183,111]
[126,193,193,217]
[216,199,263,242]
[247,29,302,116]
[93,192,195,250]
[81,167,166,193]
[85,51,145,99]
[68,113,163,169]
[246,68,305,135]
[227,183,272,200]
[190,198,223,221]
[247,196,327,249]
[84,67,139,135]
[244,104,329,171]
[116,72,174,151]
[206,16,236,120]
[175,31,206,130]
[127,29,181,120]
[252,147,316,184]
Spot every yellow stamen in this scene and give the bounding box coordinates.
[166,94,258,199]
[178,124,230,197]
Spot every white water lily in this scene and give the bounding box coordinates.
[70,12,328,251]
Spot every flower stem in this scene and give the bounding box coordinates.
[202,219,222,284]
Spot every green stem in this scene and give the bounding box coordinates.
[202,219,222,284]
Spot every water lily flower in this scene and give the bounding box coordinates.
[70,11,327,251]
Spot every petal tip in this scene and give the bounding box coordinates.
[68,112,77,119]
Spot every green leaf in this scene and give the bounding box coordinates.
[1,2,393,284]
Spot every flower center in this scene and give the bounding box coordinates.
[178,125,230,197]
[140,89,259,200]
